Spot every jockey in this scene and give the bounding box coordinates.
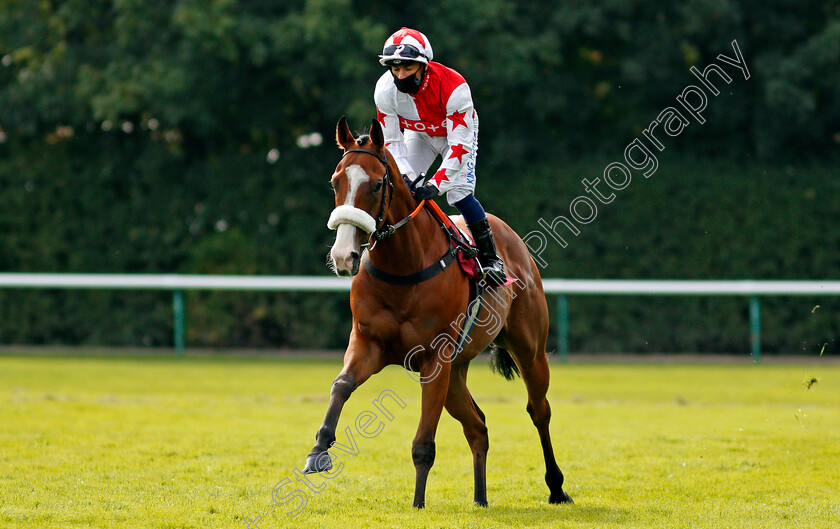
[374,27,506,286]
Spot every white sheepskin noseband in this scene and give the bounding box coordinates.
[327,205,376,233]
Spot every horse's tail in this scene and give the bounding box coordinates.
[489,344,520,380]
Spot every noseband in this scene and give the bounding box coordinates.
[330,147,457,285]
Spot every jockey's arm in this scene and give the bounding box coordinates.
[385,136,414,178]
[376,110,414,177]
[374,81,414,178]
[431,83,476,189]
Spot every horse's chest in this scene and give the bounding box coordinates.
[355,304,454,347]
[354,305,405,341]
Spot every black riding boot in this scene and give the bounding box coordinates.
[467,218,507,286]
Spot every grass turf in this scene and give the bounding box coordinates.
[1,353,838,528]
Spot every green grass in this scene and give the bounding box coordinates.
[1,353,839,528]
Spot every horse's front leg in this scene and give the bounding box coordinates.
[412,357,451,508]
[303,334,384,474]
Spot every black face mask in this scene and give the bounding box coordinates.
[392,66,425,94]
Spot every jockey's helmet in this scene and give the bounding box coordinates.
[379,28,434,66]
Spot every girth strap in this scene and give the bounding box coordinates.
[362,245,457,285]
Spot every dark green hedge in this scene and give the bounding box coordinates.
[1,1,838,354]
[1,141,837,354]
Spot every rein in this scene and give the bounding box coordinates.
[335,148,458,286]
[340,148,424,251]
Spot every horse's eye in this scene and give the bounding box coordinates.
[372,180,383,193]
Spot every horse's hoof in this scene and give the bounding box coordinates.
[302,451,332,474]
[549,490,573,504]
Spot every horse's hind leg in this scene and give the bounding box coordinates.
[444,363,489,506]
[503,296,573,503]
[520,349,573,503]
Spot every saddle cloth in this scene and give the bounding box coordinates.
[421,200,516,286]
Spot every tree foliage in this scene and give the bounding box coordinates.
[0,0,838,353]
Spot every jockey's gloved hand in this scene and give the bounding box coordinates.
[411,183,439,202]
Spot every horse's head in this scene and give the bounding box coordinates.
[327,117,392,276]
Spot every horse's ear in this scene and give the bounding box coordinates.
[369,119,385,152]
[336,116,355,150]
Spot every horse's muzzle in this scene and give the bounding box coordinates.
[334,251,360,277]
[330,221,364,276]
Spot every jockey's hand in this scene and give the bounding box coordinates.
[411,183,439,202]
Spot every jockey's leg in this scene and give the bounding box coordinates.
[404,131,439,181]
[454,194,506,286]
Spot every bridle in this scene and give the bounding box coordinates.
[337,148,424,251]
[341,148,392,249]
[329,146,462,286]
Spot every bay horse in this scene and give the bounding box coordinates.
[302,117,573,508]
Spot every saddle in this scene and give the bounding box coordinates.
[419,199,480,278]
[361,195,482,285]
[360,193,506,357]
[362,172,516,289]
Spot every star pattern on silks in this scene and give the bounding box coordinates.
[448,110,468,130]
[448,144,469,163]
[431,168,449,186]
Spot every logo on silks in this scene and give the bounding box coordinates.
[465,159,476,184]
[398,117,447,134]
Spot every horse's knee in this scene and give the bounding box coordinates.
[331,373,357,400]
[476,422,488,440]
[412,439,436,469]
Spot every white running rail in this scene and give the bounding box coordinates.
[2,274,838,359]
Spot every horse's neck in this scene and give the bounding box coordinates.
[367,192,448,273]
